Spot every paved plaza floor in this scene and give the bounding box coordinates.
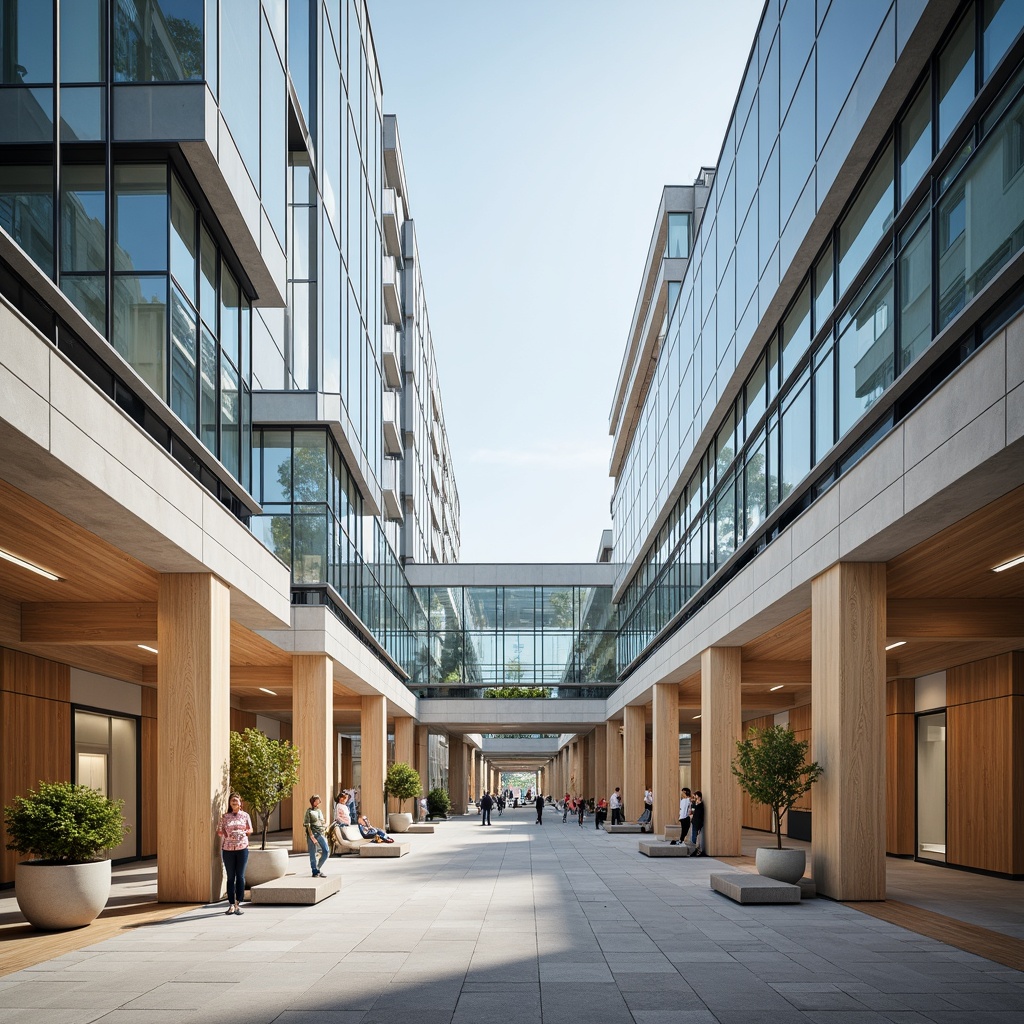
[1,806,1022,1024]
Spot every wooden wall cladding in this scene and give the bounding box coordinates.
[691,734,701,791]
[230,707,257,734]
[789,704,812,811]
[946,654,1024,875]
[1,648,70,701]
[141,686,157,858]
[886,680,915,856]
[741,714,774,832]
[279,721,293,829]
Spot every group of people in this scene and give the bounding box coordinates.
[672,787,706,854]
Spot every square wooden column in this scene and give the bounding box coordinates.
[652,682,680,835]
[584,732,596,798]
[292,655,333,852]
[448,737,466,813]
[569,739,579,793]
[701,647,742,856]
[606,720,623,802]
[414,725,429,814]
[360,695,387,827]
[593,724,607,805]
[623,705,645,824]
[886,679,915,856]
[812,562,886,900]
[157,573,231,903]
[389,716,415,814]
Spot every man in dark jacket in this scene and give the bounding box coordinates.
[480,791,493,826]
[535,792,545,824]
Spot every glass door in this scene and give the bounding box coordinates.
[916,710,946,863]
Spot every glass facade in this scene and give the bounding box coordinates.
[615,0,1024,673]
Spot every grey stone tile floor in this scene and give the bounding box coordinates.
[0,808,1021,1023]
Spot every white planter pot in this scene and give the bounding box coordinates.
[243,847,289,888]
[755,847,806,884]
[387,812,413,834]
[15,859,111,930]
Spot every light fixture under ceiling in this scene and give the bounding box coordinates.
[769,684,784,692]
[259,687,277,696]
[138,644,158,654]
[992,553,1024,572]
[693,714,701,720]
[885,641,907,651]
[0,548,62,581]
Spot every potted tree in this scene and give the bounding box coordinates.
[426,787,451,820]
[385,761,422,833]
[4,780,129,930]
[731,724,822,884]
[229,728,300,886]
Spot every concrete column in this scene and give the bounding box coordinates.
[360,695,387,827]
[594,724,607,807]
[414,725,429,816]
[812,562,886,900]
[448,739,466,813]
[606,720,623,804]
[652,682,680,835]
[292,654,333,852]
[701,646,742,856]
[157,573,230,903]
[623,705,645,825]
[390,716,415,814]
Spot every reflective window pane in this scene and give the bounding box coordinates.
[113,0,203,82]
[983,0,1024,81]
[899,217,932,370]
[200,324,217,453]
[220,260,240,370]
[781,373,811,499]
[0,0,52,83]
[814,349,835,462]
[59,86,104,141]
[899,79,931,204]
[938,11,975,147]
[261,15,286,242]
[60,164,105,272]
[220,357,239,478]
[0,87,54,144]
[199,223,217,326]
[813,240,834,332]
[781,281,811,379]
[114,165,167,273]
[61,274,105,334]
[838,266,894,435]
[170,175,196,302]
[0,165,53,275]
[667,212,691,258]
[837,140,894,295]
[170,287,197,431]
[113,275,167,398]
[220,0,259,179]
[60,0,105,82]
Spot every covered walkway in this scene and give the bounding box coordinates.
[1,809,1021,1022]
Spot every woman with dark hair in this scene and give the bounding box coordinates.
[303,794,330,876]
[217,792,253,915]
[577,796,586,828]
[690,791,705,856]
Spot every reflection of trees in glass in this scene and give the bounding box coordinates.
[484,686,551,699]
[166,17,202,78]
[270,438,327,583]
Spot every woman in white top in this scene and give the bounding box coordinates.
[672,788,692,845]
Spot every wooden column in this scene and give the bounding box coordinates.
[157,573,230,903]
[623,705,645,824]
[389,716,415,814]
[886,679,915,856]
[812,562,886,901]
[568,739,578,793]
[701,646,742,856]
[292,654,333,852]
[360,695,387,827]
[585,732,596,799]
[652,682,680,835]
[448,738,466,813]
[606,720,623,803]
[593,724,607,806]
[414,725,429,815]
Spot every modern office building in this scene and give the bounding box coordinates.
[1,0,1022,910]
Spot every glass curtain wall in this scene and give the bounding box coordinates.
[617,0,1024,672]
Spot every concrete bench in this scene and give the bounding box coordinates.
[405,824,434,834]
[639,839,694,857]
[250,874,341,905]
[359,841,410,858]
[603,823,642,834]
[710,873,801,904]
[663,825,682,841]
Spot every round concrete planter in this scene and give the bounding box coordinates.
[244,848,289,888]
[387,812,413,834]
[755,847,806,884]
[15,859,111,930]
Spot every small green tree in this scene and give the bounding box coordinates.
[385,761,422,814]
[426,787,451,819]
[4,781,128,863]
[731,725,823,849]
[229,728,301,850]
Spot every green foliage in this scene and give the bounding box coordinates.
[731,725,823,849]
[501,772,539,793]
[484,686,551,698]
[426,788,451,818]
[385,762,422,812]
[229,728,301,850]
[4,781,128,864]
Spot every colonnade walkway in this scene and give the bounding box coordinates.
[1,807,1022,1023]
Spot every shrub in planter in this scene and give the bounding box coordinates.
[385,762,422,831]
[426,787,451,819]
[229,728,300,851]
[4,781,129,929]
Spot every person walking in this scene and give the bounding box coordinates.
[562,792,571,823]
[577,796,585,827]
[595,796,608,829]
[690,791,705,855]
[672,788,692,845]
[216,792,253,916]
[303,794,330,876]
[610,787,623,825]
[480,790,493,826]
[535,791,545,824]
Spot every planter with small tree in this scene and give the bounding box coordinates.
[731,724,822,884]
[384,761,422,833]
[229,728,301,886]
[426,787,451,821]
[4,780,129,930]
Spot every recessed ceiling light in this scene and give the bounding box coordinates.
[693,714,701,720]
[992,553,1024,572]
[769,684,784,692]
[138,644,158,654]
[885,641,907,651]
[0,548,62,581]
[259,687,277,696]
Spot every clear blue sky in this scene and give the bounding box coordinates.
[369,1,765,563]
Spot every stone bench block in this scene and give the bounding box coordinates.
[663,825,682,841]
[359,841,410,858]
[710,873,801,904]
[797,876,816,899]
[639,840,692,857]
[603,823,642,833]
[250,874,341,905]
[405,824,435,834]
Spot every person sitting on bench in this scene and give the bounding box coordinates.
[357,814,394,842]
